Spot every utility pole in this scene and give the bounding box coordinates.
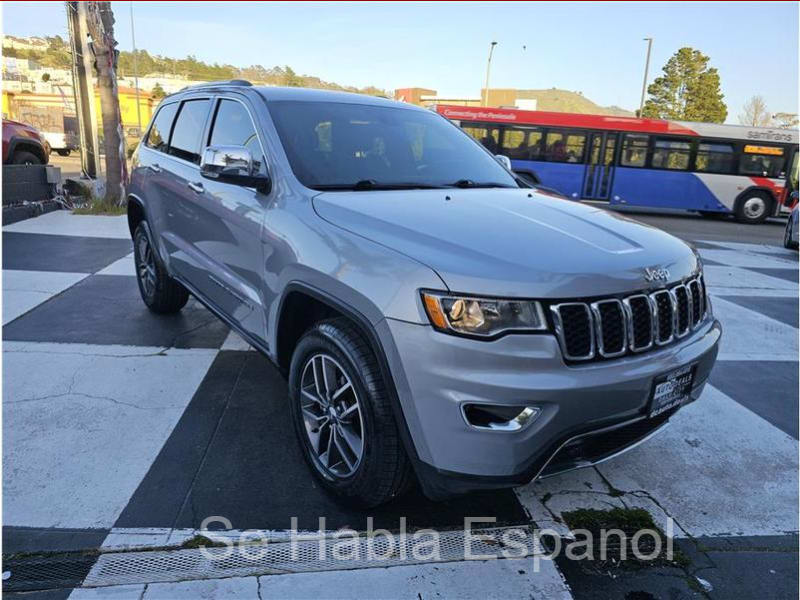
[66,0,101,178]
[482,41,497,107]
[639,37,653,117]
[130,1,142,132]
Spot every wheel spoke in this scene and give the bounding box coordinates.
[312,356,327,401]
[337,421,363,461]
[333,426,355,471]
[331,381,352,401]
[320,423,334,467]
[338,402,358,420]
[302,389,325,407]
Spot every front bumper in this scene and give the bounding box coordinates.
[378,316,721,499]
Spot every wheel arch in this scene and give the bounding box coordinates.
[274,282,423,468]
[734,185,779,216]
[8,136,46,163]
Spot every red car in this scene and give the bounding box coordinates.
[2,119,50,165]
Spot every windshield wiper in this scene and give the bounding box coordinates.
[312,180,447,191]
[448,179,517,189]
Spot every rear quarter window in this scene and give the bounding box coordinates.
[144,103,178,153]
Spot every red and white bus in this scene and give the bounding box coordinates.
[436,104,799,224]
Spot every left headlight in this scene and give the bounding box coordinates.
[421,291,548,338]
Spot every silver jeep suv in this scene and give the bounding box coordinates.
[127,81,721,507]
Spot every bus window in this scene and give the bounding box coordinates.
[461,122,500,153]
[695,142,735,174]
[544,130,586,163]
[501,126,543,160]
[620,134,649,167]
[739,146,786,178]
[651,139,691,170]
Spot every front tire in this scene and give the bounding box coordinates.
[133,223,189,313]
[288,318,411,507]
[784,217,798,250]
[734,192,772,224]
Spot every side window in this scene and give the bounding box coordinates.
[543,130,585,163]
[695,142,735,174]
[208,99,265,173]
[620,133,649,167]
[651,138,691,170]
[739,145,786,178]
[460,122,500,153]
[169,99,211,164]
[144,103,178,153]
[501,126,543,160]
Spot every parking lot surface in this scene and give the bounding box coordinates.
[2,209,797,599]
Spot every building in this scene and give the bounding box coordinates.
[394,87,535,110]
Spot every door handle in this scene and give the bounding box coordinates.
[188,182,204,194]
[148,163,161,173]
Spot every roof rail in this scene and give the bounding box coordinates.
[178,79,252,92]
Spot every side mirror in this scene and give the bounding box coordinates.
[495,154,512,170]
[200,145,271,193]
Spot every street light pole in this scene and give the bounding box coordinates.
[639,37,653,117]
[130,1,142,132]
[483,41,497,107]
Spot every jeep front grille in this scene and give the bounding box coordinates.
[551,276,708,362]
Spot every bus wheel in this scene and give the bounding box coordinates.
[734,192,772,224]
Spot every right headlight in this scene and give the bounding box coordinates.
[421,291,548,338]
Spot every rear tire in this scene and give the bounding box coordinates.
[56,149,71,157]
[133,223,189,314]
[734,192,772,224]
[288,318,411,507]
[11,151,42,165]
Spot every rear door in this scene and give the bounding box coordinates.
[582,132,618,200]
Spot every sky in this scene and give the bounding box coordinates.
[2,1,797,123]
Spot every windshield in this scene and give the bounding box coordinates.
[267,101,519,190]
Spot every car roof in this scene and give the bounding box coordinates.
[165,81,424,111]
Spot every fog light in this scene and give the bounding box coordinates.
[462,404,540,431]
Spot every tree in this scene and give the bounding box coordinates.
[151,82,166,99]
[773,112,799,129]
[84,1,127,207]
[739,96,772,127]
[41,73,50,82]
[641,47,727,123]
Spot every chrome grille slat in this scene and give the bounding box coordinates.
[551,276,707,362]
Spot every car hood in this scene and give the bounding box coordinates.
[312,188,699,298]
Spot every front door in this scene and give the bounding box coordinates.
[582,132,618,200]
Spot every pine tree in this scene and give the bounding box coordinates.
[642,47,727,123]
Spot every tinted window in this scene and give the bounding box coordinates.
[501,126,543,160]
[145,103,178,152]
[695,142,735,174]
[169,99,211,164]
[739,146,786,178]
[651,138,691,170]
[209,99,264,172]
[620,134,649,167]
[543,131,585,163]
[461,122,501,154]
[267,101,518,190]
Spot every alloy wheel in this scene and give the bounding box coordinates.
[299,353,364,478]
[136,234,157,298]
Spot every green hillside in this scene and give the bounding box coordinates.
[515,89,634,116]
